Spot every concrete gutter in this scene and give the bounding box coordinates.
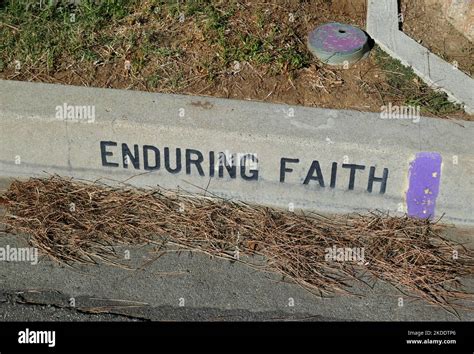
[0,79,473,226]
[366,0,474,114]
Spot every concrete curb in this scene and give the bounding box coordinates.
[366,0,474,114]
[0,79,473,225]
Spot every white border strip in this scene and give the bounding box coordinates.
[367,0,474,114]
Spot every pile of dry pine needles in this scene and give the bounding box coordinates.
[0,176,473,314]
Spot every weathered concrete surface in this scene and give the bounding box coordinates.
[0,79,473,225]
[0,232,472,321]
[367,0,474,114]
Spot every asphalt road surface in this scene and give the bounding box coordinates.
[0,230,472,322]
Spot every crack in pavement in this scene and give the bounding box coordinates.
[0,289,339,322]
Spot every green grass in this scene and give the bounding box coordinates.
[162,1,310,72]
[374,46,462,115]
[0,0,136,72]
[0,0,310,81]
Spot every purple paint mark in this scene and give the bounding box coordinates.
[406,152,442,219]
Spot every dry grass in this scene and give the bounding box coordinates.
[1,176,473,315]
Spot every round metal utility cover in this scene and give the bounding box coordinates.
[307,22,370,66]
